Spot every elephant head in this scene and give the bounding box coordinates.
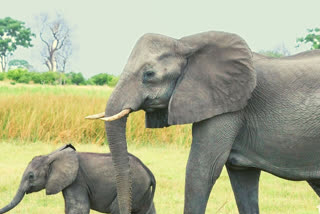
[87,31,256,214]
[0,145,78,214]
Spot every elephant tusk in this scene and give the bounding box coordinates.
[85,112,106,120]
[100,109,131,122]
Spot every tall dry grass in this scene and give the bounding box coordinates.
[0,84,192,146]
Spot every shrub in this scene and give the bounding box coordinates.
[0,72,5,81]
[89,73,119,86]
[29,72,42,84]
[7,68,29,82]
[41,71,59,84]
[17,72,31,83]
[4,68,118,86]
[70,72,86,85]
[89,73,110,85]
[85,78,94,85]
[58,73,71,85]
[108,76,119,87]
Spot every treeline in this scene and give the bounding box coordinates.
[0,68,119,86]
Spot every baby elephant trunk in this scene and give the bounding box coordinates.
[0,189,25,213]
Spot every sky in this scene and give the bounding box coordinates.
[1,0,320,77]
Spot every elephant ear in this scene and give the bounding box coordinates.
[168,31,256,125]
[45,148,79,195]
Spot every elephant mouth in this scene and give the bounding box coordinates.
[144,104,167,112]
[142,100,168,112]
[25,186,35,194]
[142,97,169,111]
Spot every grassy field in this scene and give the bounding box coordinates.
[1,83,319,213]
[0,83,192,146]
[0,142,318,214]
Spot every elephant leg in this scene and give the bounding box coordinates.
[307,180,320,197]
[134,202,156,214]
[227,166,261,214]
[62,185,90,214]
[184,112,243,214]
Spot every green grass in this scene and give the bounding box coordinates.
[0,142,318,214]
[1,83,319,213]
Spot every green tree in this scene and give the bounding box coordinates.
[8,59,33,70]
[296,28,320,50]
[70,72,86,85]
[89,73,111,85]
[0,17,35,72]
[88,73,119,86]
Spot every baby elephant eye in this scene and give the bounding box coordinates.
[28,172,34,180]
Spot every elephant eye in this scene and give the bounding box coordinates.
[143,71,156,83]
[145,71,155,78]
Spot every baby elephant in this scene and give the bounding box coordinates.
[0,144,156,214]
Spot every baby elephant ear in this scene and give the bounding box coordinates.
[168,31,256,125]
[45,148,79,195]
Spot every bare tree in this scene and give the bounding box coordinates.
[39,14,71,72]
[56,39,72,73]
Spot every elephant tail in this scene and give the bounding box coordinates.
[129,153,156,214]
[149,167,156,205]
[143,164,156,214]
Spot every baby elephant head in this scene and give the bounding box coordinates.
[0,145,79,213]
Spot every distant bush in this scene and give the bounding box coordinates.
[58,73,72,85]
[89,73,109,85]
[0,72,5,81]
[41,71,59,84]
[108,76,119,87]
[17,72,31,83]
[69,72,86,85]
[29,72,42,84]
[89,73,119,86]
[85,78,94,85]
[7,68,29,82]
[3,69,119,87]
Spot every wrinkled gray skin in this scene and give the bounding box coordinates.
[105,31,320,214]
[0,145,156,214]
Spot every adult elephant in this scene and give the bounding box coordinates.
[87,31,320,214]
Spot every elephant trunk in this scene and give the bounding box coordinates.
[104,70,144,214]
[105,88,133,214]
[0,188,25,213]
[106,118,131,214]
